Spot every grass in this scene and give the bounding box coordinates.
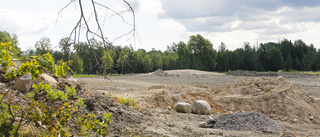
[72,74,98,77]
[285,70,320,75]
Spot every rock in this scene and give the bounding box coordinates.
[171,94,181,102]
[206,116,214,123]
[0,82,5,89]
[198,122,208,128]
[164,106,172,110]
[167,123,175,127]
[119,109,126,114]
[276,76,285,81]
[292,118,298,123]
[15,74,33,93]
[33,74,58,89]
[174,102,191,113]
[192,100,211,115]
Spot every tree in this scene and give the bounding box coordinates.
[59,0,136,76]
[72,53,84,74]
[177,41,190,69]
[284,53,293,71]
[243,42,258,70]
[102,50,114,75]
[148,48,163,71]
[35,37,52,55]
[117,45,134,74]
[267,47,283,71]
[188,34,216,71]
[59,37,72,61]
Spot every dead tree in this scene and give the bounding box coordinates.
[58,0,136,78]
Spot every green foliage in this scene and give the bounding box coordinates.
[109,95,137,107]
[79,112,112,137]
[35,37,52,55]
[0,42,15,72]
[55,60,72,77]
[102,50,114,75]
[33,83,75,102]
[0,31,22,59]
[73,53,84,74]
[0,94,21,136]
[23,83,112,136]
[6,52,71,80]
[5,67,17,80]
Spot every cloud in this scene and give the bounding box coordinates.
[158,0,320,36]
[0,9,52,35]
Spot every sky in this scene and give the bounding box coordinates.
[1,0,320,52]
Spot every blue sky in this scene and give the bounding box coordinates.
[1,0,320,51]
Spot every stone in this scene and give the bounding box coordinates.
[15,74,33,93]
[174,102,191,113]
[276,76,285,81]
[167,123,175,127]
[206,116,214,123]
[192,100,211,115]
[198,122,208,128]
[33,74,58,89]
[171,94,181,102]
[0,82,5,89]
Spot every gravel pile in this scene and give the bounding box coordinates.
[207,112,283,132]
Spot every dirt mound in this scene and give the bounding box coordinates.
[148,69,223,77]
[141,86,224,113]
[151,69,168,76]
[208,112,283,131]
[213,77,320,124]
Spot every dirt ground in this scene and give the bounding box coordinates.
[77,69,320,137]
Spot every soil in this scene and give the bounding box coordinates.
[75,69,320,137]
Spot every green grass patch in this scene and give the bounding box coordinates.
[72,74,99,77]
[285,70,320,75]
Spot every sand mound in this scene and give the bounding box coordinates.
[208,112,283,131]
[148,69,223,77]
[138,76,319,124]
[213,77,320,124]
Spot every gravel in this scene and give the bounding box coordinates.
[207,112,284,132]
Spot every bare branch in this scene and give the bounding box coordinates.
[58,0,136,77]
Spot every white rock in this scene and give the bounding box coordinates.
[15,74,33,93]
[192,100,211,115]
[198,122,208,128]
[276,76,285,81]
[174,102,191,113]
[33,74,58,89]
[206,116,214,123]
[292,118,298,123]
[171,94,181,102]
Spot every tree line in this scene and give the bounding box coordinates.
[2,31,320,74]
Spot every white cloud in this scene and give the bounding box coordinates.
[155,0,320,50]
[0,9,52,35]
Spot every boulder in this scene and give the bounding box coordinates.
[198,122,208,128]
[174,102,191,113]
[171,94,181,102]
[15,74,33,93]
[33,74,58,89]
[192,100,211,115]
